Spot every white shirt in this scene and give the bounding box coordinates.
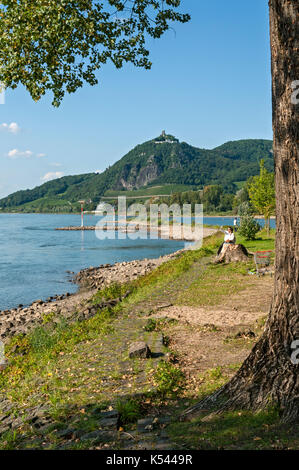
[221,229,235,242]
[224,232,235,242]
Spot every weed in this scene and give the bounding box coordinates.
[143,318,158,332]
[116,399,141,424]
[153,361,185,397]
[42,312,56,324]
[5,334,31,358]
[197,367,228,398]
[0,430,21,450]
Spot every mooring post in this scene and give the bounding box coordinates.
[78,200,85,228]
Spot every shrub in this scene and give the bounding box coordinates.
[5,334,31,358]
[143,318,158,332]
[153,361,185,396]
[238,215,261,240]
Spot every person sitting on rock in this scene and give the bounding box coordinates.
[223,226,235,244]
[217,226,236,257]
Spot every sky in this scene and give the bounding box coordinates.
[0,0,272,199]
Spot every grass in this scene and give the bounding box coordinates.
[0,228,278,449]
[167,359,299,450]
[1,307,114,402]
[172,229,275,307]
[237,228,275,252]
[116,399,141,425]
[196,367,229,398]
[143,318,179,332]
[175,261,256,307]
[108,242,216,309]
[167,407,299,450]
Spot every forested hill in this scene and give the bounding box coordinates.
[0,135,273,212]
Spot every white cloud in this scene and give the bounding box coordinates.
[95,169,103,174]
[41,171,64,182]
[6,149,47,159]
[0,122,20,134]
[50,162,62,167]
[7,149,33,159]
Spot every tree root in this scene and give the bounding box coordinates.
[181,332,299,424]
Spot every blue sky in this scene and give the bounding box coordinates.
[0,0,272,199]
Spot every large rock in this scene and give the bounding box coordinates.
[215,244,249,263]
[129,341,151,359]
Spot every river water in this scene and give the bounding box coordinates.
[0,213,275,311]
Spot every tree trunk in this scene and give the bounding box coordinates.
[214,243,249,263]
[182,0,299,423]
[266,216,270,236]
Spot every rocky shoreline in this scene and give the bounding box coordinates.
[0,227,216,343]
[0,250,182,343]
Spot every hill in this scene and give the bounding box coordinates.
[0,134,273,212]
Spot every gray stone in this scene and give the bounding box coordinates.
[129,341,151,359]
[96,409,118,419]
[137,418,154,433]
[56,428,76,439]
[99,417,118,429]
[80,430,115,443]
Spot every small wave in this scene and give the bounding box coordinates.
[24,226,50,231]
[40,244,57,248]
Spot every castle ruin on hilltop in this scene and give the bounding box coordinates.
[154,130,177,144]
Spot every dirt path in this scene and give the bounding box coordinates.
[152,276,273,327]
[134,261,274,382]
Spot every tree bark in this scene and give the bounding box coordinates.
[182,0,299,422]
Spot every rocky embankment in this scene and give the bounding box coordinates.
[74,251,181,289]
[0,251,182,342]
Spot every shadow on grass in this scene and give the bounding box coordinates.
[167,407,299,450]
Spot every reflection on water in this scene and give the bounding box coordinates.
[81,230,85,252]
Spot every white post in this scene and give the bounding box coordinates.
[78,200,85,228]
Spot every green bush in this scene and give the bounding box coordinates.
[143,318,158,332]
[238,215,261,241]
[154,361,185,396]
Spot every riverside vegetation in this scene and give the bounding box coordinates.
[1,229,295,451]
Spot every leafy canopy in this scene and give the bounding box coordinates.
[0,0,190,106]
